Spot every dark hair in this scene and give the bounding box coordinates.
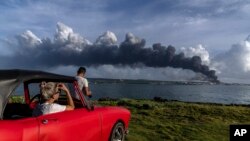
[77,67,86,74]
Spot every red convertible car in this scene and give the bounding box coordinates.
[0,69,130,141]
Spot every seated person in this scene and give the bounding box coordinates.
[32,82,75,116]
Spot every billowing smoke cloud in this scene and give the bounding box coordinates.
[212,37,250,83]
[94,31,118,46]
[1,22,218,82]
[179,45,210,66]
[16,30,42,48]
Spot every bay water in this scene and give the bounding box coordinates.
[89,79,250,105]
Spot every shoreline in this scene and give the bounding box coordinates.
[98,96,250,107]
[89,78,250,86]
[11,95,250,107]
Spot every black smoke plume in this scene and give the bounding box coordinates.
[1,25,219,82]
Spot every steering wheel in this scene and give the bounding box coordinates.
[29,94,41,109]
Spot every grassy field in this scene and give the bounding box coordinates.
[97,98,250,141]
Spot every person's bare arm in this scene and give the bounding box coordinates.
[83,87,91,97]
[59,83,75,110]
[65,89,75,110]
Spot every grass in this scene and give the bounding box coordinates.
[9,95,25,103]
[97,99,250,141]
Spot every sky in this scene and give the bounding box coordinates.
[1,0,250,83]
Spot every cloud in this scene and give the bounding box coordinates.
[51,65,198,81]
[213,38,250,79]
[1,0,250,53]
[94,31,117,46]
[16,30,42,48]
[176,34,250,83]
[54,22,92,52]
[88,65,199,81]
[0,22,218,82]
[4,21,250,83]
[2,1,250,83]
[179,44,210,66]
[91,31,250,83]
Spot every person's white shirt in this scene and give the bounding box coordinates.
[33,103,66,116]
[75,76,88,91]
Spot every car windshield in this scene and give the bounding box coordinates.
[28,82,84,107]
[3,81,85,120]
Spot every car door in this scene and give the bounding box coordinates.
[37,108,101,141]
[0,117,39,141]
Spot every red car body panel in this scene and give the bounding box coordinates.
[0,107,130,141]
[98,107,131,141]
[0,118,39,141]
[38,109,102,141]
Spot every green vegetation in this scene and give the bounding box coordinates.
[97,99,250,141]
[9,95,25,103]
